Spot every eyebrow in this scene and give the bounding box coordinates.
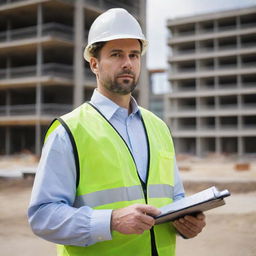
[110,49,141,54]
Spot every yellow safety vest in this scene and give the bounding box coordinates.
[46,102,177,256]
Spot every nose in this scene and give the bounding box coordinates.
[121,55,132,70]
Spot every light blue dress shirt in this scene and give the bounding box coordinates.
[28,89,185,247]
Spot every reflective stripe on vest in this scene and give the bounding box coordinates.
[73,184,174,208]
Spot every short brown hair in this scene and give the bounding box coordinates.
[88,42,106,60]
[88,40,143,59]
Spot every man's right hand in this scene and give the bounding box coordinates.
[111,204,161,235]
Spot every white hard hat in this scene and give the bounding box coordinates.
[84,8,148,62]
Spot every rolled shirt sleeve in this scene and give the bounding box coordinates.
[28,125,112,246]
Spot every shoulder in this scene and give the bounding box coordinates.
[44,124,72,152]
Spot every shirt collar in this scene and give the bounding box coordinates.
[90,89,141,120]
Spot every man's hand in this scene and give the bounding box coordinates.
[172,213,206,239]
[111,204,161,235]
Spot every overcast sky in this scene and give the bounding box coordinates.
[146,0,256,69]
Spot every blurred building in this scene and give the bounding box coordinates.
[148,69,169,120]
[166,6,256,157]
[0,0,147,155]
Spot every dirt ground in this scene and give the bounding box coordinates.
[0,154,256,256]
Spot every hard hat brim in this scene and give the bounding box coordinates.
[84,35,148,62]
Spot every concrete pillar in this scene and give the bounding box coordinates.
[73,0,84,108]
[195,22,200,35]
[36,42,43,154]
[237,94,242,112]
[214,57,218,74]
[138,56,149,108]
[174,138,181,155]
[215,105,221,154]
[6,89,11,116]
[196,96,201,156]
[195,39,200,55]
[237,15,241,29]
[36,2,44,155]
[214,76,219,90]
[216,137,221,154]
[213,19,218,33]
[172,118,178,131]
[35,124,42,156]
[237,94,243,158]
[6,18,11,41]
[5,127,11,155]
[37,2,43,76]
[163,94,169,124]
[36,84,42,116]
[37,3,43,38]
[196,78,200,91]
[35,42,43,156]
[36,43,42,77]
[238,136,244,158]
[196,137,202,157]
[137,0,149,108]
[237,54,241,69]
[6,57,11,79]
[213,38,218,52]
[35,85,42,155]
[237,75,242,89]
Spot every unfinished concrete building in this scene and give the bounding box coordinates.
[166,6,256,157]
[0,0,147,155]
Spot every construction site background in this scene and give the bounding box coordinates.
[0,152,256,256]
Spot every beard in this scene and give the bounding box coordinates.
[100,70,138,95]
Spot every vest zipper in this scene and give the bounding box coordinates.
[88,103,157,256]
[141,117,158,256]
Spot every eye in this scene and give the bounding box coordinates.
[130,53,140,59]
[111,53,121,57]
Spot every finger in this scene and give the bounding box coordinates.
[184,215,206,229]
[182,218,201,233]
[173,220,196,238]
[137,221,153,231]
[136,204,161,216]
[196,212,205,220]
[137,213,155,226]
[135,227,146,234]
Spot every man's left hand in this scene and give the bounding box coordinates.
[172,213,206,239]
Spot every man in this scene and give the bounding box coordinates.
[28,8,205,256]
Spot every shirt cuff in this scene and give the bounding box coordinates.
[90,209,112,244]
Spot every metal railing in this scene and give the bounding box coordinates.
[0,63,74,79]
[0,103,72,116]
[0,63,97,82]
[42,63,73,79]
[0,65,36,78]
[42,23,73,40]
[42,103,72,115]
[0,23,74,42]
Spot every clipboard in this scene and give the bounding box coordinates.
[155,186,230,224]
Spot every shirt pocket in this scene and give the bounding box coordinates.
[158,151,174,184]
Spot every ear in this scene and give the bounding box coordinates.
[89,57,99,75]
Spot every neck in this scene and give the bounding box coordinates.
[97,87,132,113]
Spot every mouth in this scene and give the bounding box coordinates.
[117,75,133,79]
[117,74,134,79]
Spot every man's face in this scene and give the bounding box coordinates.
[91,39,141,95]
